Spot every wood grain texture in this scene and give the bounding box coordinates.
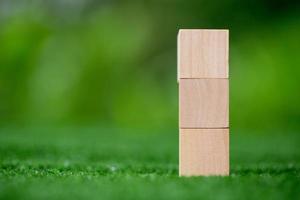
[179,128,229,176]
[179,78,229,128]
[178,29,228,80]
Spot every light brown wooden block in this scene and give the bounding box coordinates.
[178,29,228,80]
[179,78,229,128]
[179,128,229,176]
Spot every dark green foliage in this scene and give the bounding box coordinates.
[0,0,300,129]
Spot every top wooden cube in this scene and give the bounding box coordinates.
[178,29,229,79]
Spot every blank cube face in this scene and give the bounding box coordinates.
[179,128,229,176]
[178,30,228,79]
[179,79,228,128]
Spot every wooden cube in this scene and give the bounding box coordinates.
[178,29,228,80]
[179,128,229,176]
[179,78,229,128]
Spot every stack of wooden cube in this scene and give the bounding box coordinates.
[178,29,229,176]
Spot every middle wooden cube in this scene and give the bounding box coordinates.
[179,78,229,128]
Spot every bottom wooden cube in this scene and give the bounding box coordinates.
[179,128,229,176]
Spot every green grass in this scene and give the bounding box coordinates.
[0,127,300,200]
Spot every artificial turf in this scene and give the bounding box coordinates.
[0,126,299,200]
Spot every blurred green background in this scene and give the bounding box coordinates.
[0,0,299,130]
